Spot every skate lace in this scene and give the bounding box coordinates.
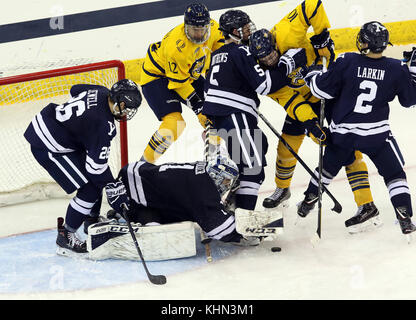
[269,188,284,200]
[354,205,364,216]
[68,232,84,248]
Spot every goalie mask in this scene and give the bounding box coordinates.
[109,79,142,121]
[356,21,392,54]
[184,3,211,45]
[206,156,239,197]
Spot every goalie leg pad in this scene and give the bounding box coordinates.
[87,220,196,261]
[235,208,284,241]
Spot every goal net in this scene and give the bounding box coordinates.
[0,60,128,207]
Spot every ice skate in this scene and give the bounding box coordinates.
[395,207,416,243]
[262,187,290,209]
[297,193,318,218]
[56,217,88,258]
[345,202,383,234]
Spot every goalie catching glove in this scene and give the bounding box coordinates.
[105,179,130,212]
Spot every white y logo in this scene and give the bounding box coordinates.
[108,121,116,136]
[373,22,386,32]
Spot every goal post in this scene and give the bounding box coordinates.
[0,60,129,206]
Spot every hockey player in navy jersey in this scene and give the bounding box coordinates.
[298,21,416,235]
[101,155,283,247]
[202,10,319,212]
[24,79,142,256]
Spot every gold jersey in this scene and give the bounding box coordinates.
[140,19,224,100]
[268,0,331,121]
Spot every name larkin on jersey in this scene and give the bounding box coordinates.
[357,67,385,81]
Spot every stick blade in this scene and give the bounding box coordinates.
[310,232,321,247]
[149,274,167,285]
[331,201,342,214]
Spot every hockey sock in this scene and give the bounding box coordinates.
[275,134,304,188]
[345,151,374,207]
[65,185,102,231]
[142,112,186,163]
[307,167,333,195]
[235,180,262,210]
[387,178,413,217]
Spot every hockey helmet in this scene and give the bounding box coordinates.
[109,79,142,121]
[206,156,239,197]
[184,3,211,44]
[356,21,392,54]
[249,29,278,67]
[219,10,256,44]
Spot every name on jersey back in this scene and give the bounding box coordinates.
[357,67,385,81]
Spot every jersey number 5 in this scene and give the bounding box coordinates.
[353,80,378,114]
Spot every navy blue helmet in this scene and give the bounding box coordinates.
[219,10,255,44]
[184,3,211,44]
[356,21,392,54]
[109,79,142,121]
[249,28,276,59]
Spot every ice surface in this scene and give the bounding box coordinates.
[1,0,416,301]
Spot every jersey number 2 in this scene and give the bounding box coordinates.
[353,80,378,114]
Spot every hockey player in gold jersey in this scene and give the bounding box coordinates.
[139,3,224,163]
[258,0,379,222]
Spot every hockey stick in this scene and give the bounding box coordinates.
[121,204,167,285]
[257,110,342,214]
[201,121,214,263]
[312,56,328,244]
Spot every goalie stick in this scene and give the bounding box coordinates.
[121,205,167,285]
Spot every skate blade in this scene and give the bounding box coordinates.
[347,216,383,234]
[56,246,89,259]
[405,233,412,244]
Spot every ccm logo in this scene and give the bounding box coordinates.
[109,226,140,233]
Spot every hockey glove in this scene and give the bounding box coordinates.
[300,64,324,86]
[105,180,130,212]
[186,91,204,115]
[278,48,307,76]
[403,47,416,83]
[310,29,335,64]
[304,118,329,145]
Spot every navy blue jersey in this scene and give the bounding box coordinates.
[202,42,289,119]
[309,52,416,148]
[120,161,227,226]
[24,84,116,188]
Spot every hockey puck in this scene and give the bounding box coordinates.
[271,246,281,252]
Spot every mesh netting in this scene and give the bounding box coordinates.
[0,62,124,206]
